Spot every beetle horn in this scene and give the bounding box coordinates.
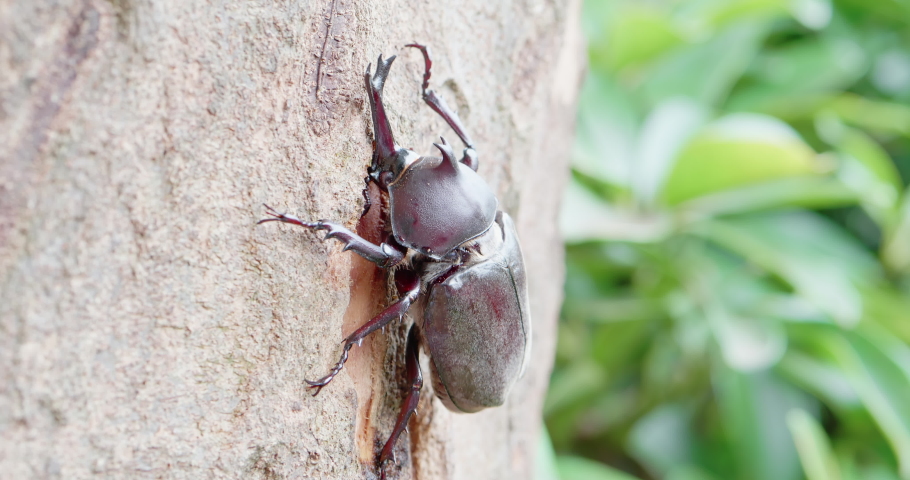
[433,136,459,172]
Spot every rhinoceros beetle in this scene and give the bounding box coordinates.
[259,44,531,478]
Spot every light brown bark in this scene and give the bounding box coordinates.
[0,0,584,478]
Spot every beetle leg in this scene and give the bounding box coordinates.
[259,205,404,268]
[360,147,381,217]
[379,324,423,479]
[305,276,422,396]
[365,54,400,166]
[360,173,373,218]
[405,43,479,171]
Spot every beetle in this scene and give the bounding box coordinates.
[259,44,531,478]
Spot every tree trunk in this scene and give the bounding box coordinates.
[0,0,584,478]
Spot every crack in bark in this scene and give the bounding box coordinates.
[314,0,339,101]
[1,0,100,250]
[305,0,354,136]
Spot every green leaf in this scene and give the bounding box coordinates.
[665,465,721,480]
[787,408,843,480]
[710,308,787,372]
[698,0,791,27]
[882,188,910,273]
[597,5,686,71]
[562,296,664,325]
[592,318,656,372]
[560,180,673,243]
[828,94,910,137]
[727,33,868,116]
[833,0,910,26]
[692,211,880,326]
[836,129,902,196]
[788,0,833,30]
[749,35,866,91]
[536,427,562,480]
[826,333,910,479]
[572,73,640,188]
[715,369,811,480]
[817,120,903,222]
[676,177,858,220]
[545,359,608,415]
[556,456,642,480]
[777,352,861,413]
[639,20,767,108]
[854,323,910,392]
[662,114,823,205]
[860,287,910,344]
[633,98,708,205]
[627,404,694,475]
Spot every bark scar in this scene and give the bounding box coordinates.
[314,0,339,101]
[1,0,100,250]
[305,0,354,136]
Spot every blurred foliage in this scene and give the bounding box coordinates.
[542,1,910,480]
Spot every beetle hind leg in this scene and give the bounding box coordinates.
[405,43,479,171]
[304,275,421,395]
[379,324,423,479]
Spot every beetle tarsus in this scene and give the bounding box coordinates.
[405,43,479,171]
[405,43,433,93]
[305,343,352,396]
[305,282,421,395]
[258,204,316,228]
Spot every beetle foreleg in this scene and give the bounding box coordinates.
[365,55,400,166]
[304,278,421,396]
[259,205,404,268]
[379,324,423,479]
[405,43,479,171]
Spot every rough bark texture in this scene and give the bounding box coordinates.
[0,0,584,478]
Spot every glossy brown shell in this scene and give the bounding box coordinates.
[388,155,498,259]
[422,212,530,412]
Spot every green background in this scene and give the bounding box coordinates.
[540,1,910,479]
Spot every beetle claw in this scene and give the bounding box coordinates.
[304,380,327,397]
[304,372,337,397]
[256,204,319,228]
[257,203,282,224]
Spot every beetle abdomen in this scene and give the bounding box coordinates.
[389,156,498,259]
[423,212,530,413]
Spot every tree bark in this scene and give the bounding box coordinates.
[0,0,584,478]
